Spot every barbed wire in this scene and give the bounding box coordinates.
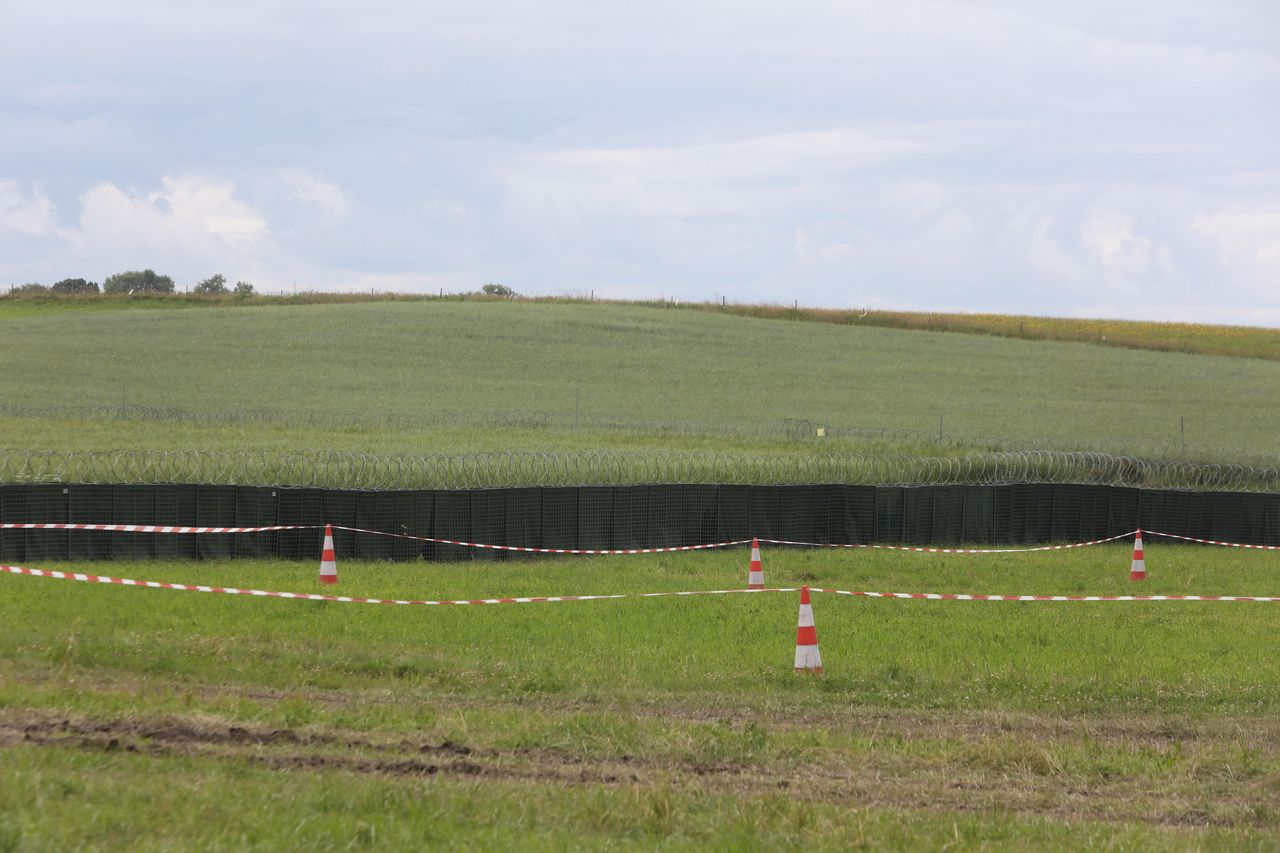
[2,448,1278,492]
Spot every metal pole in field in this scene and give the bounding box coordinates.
[575,388,580,431]
[1181,416,1185,454]
[938,415,944,444]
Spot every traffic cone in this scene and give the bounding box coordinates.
[794,585,823,674]
[1130,529,1146,581]
[319,524,338,584]
[747,538,765,589]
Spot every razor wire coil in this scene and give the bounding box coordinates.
[2,448,1279,492]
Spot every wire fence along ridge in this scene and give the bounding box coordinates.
[3,448,1280,492]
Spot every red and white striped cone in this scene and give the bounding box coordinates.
[747,537,765,589]
[319,524,338,584]
[794,585,823,674]
[1130,529,1146,582]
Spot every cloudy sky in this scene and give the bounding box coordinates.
[2,1,1277,323]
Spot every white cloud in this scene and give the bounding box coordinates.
[75,176,267,256]
[279,170,348,218]
[0,172,481,294]
[0,180,59,236]
[0,176,276,286]
[502,128,928,227]
[1080,213,1153,276]
[1192,207,1280,272]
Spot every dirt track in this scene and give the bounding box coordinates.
[6,707,1279,829]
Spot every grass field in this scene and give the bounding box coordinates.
[2,299,1279,461]
[3,295,1279,848]
[3,543,1280,848]
[6,291,1280,361]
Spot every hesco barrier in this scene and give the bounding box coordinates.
[1,482,1278,562]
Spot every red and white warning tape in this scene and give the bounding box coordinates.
[812,587,1280,602]
[0,564,783,606]
[1143,530,1280,550]
[0,523,310,534]
[4,564,1279,605]
[5,523,1279,556]
[756,530,1136,554]
[330,526,753,555]
[0,522,748,554]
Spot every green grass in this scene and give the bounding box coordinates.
[6,290,1280,361]
[4,545,1280,847]
[11,746,1277,852]
[5,545,1278,714]
[0,416,953,459]
[4,293,1280,846]
[2,300,1278,461]
[4,746,1274,852]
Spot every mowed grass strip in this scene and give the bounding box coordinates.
[3,545,1278,715]
[2,300,1278,456]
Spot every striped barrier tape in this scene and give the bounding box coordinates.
[0,523,312,534]
[4,564,1279,605]
[330,526,754,555]
[0,564,786,606]
[812,587,1280,602]
[1143,530,1280,550]
[0,522,749,555]
[756,530,1137,554]
[5,523,1278,556]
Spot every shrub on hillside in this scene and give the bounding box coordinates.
[233,280,255,297]
[194,274,228,295]
[7,283,48,294]
[481,283,515,297]
[51,278,99,293]
[103,269,176,294]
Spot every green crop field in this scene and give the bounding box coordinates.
[3,544,1280,849]
[7,291,1280,361]
[1,299,1279,461]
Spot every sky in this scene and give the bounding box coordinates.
[2,1,1278,324]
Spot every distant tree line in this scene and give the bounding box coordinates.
[8,274,516,300]
[5,270,255,297]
